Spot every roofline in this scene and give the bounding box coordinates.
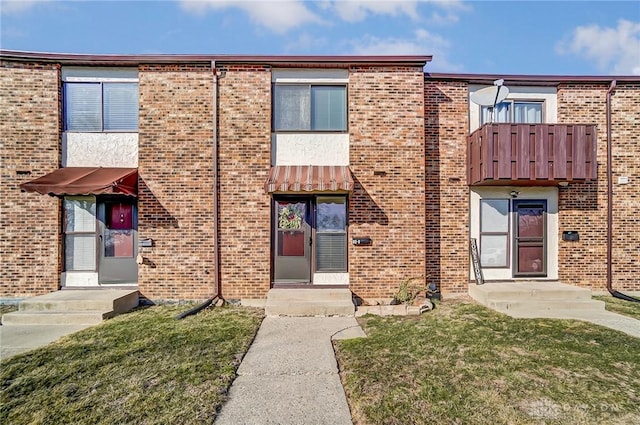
[427,72,640,85]
[0,50,431,67]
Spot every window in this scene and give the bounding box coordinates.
[104,202,135,258]
[481,101,543,124]
[64,82,138,131]
[479,199,509,268]
[316,196,347,271]
[273,84,346,131]
[64,197,96,271]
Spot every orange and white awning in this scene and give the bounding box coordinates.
[265,165,353,193]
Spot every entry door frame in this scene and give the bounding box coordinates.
[97,197,138,284]
[272,196,313,284]
[512,199,547,277]
[470,187,559,282]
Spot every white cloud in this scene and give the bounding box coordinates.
[325,0,420,23]
[0,0,52,15]
[556,19,640,75]
[285,31,328,53]
[322,0,468,24]
[179,0,324,34]
[429,10,458,25]
[348,28,461,71]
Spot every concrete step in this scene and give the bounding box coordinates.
[2,311,111,326]
[469,281,592,304]
[469,281,605,318]
[267,288,352,301]
[19,289,138,313]
[2,289,138,326]
[265,288,355,316]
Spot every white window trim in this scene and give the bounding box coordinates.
[469,85,557,132]
[62,67,138,82]
[272,69,348,84]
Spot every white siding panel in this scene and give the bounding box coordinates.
[272,134,349,166]
[63,133,138,167]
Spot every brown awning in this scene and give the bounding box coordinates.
[265,165,354,193]
[20,167,138,197]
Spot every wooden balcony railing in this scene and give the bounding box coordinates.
[468,123,597,186]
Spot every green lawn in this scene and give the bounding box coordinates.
[595,295,640,320]
[1,304,263,425]
[335,300,640,425]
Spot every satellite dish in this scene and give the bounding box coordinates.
[470,79,510,123]
[470,85,509,107]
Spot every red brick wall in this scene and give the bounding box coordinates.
[216,65,272,300]
[558,82,640,292]
[137,64,216,300]
[348,66,426,300]
[424,79,470,296]
[0,61,61,298]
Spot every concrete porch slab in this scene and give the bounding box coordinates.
[265,288,355,316]
[2,289,139,326]
[469,281,640,338]
[469,281,606,317]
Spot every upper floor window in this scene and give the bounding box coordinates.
[273,84,347,132]
[481,101,543,125]
[64,82,138,132]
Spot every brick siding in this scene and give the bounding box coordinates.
[424,79,470,296]
[0,61,61,298]
[137,64,216,300]
[348,66,426,300]
[1,54,638,300]
[216,64,272,300]
[558,82,640,292]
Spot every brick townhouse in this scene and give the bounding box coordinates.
[1,50,638,307]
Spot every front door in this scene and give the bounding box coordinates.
[513,200,546,277]
[98,200,138,283]
[273,199,311,283]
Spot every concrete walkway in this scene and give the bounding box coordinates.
[214,316,366,425]
[516,309,640,339]
[1,324,92,360]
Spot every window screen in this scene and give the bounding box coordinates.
[274,84,346,131]
[63,197,96,271]
[480,199,509,268]
[316,196,347,271]
[65,82,138,131]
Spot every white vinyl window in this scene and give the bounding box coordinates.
[65,82,138,131]
[63,197,97,271]
[482,101,543,125]
[273,84,347,132]
[480,199,509,268]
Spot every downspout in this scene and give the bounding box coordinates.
[605,80,639,302]
[176,60,224,318]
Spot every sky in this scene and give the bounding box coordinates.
[0,0,638,76]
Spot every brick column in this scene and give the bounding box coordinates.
[0,62,61,297]
[349,66,426,301]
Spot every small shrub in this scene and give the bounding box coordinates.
[391,277,425,305]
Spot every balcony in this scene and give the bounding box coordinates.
[468,123,597,186]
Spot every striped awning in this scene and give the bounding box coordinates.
[20,167,138,197]
[265,165,354,193]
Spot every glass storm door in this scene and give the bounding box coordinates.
[273,199,311,283]
[513,200,546,277]
[98,200,138,283]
